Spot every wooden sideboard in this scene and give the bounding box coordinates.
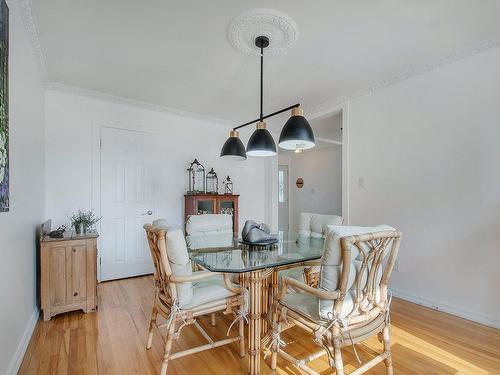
[184,194,239,235]
[40,229,98,321]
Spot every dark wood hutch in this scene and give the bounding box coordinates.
[184,194,239,236]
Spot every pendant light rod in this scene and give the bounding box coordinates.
[231,35,300,132]
[232,103,300,131]
[260,44,263,121]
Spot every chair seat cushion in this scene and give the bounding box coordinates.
[298,212,344,238]
[280,291,354,321]
[319,225,395,318]
[179,275,237,309]
[186,233,234,250]
[278,267,307,293]
[186,214,233,236]
[164,229,193,306]
[152,218,170,229]
[310,214,344,238]
[278,263,318,279]
[278,267,306,282]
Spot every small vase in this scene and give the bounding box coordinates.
[75,223,84,235]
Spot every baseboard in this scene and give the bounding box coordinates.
[392,288,500,329]
[6,308,39,375]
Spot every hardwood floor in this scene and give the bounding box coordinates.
[19,275,500,374]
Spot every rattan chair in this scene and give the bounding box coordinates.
[144,224,246,375]
[270,226,402,375]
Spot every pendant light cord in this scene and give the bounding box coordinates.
[260,45,264,122]
[230,37,300,131]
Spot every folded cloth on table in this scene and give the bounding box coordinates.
[242,220,276,243]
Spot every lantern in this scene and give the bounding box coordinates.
[186,159,205,194]
[206,168,219,195]
[223,176,233,195]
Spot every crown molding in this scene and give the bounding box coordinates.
[307,34,500,120]
[48,82,237,127]
[16,0,500,125]
[16,0,49,85]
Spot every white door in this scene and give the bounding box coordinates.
[100,127,155,281]
[278,164,289,231]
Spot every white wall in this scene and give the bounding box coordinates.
[348,46,500,327]
[0,1,46,373]
[279,146,342,232]
[44,89,267,233]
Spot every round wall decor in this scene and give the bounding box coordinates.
[226,9,299,56]
[296,178,304,188]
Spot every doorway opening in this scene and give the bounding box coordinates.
[99,126,156,281]
[278,164,289,231]
[277,110,343,233]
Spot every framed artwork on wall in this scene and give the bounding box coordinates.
[0,0,8,212]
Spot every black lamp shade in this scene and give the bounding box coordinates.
[246,122,277,157]
[278,108,315,150]
[220,131,247,160]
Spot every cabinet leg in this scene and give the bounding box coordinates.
[43,310,51,321]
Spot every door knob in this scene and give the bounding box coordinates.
[142,210,153,216]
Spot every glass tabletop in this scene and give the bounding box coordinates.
[187,232,324,273]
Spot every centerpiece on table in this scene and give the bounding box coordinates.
[239,220,278,250]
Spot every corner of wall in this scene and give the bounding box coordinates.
[5,309,39,375]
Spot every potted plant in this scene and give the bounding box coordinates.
[82,210,101,233]
[70,209,101,235]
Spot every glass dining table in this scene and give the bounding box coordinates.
[186,232,324,375]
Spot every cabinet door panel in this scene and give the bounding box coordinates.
[196,199,216,214]
[67,242,87,303]
[49,245,67,306]
[218,200,235,215]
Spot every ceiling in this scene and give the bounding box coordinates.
[32,0,500,122]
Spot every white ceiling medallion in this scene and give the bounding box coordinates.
[226,9,298,56]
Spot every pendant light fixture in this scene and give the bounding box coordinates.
[220,35,315,159]
[220,130,247,160]
[246,36,276,157]
[278,107,315,150]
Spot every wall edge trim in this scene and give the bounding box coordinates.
[392,288,500,329]
[6,308,39,375]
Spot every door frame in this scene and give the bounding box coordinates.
[278,163,290,231]
[91,120,156,281]
[265,103,349,231]
[307,103,350,224]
